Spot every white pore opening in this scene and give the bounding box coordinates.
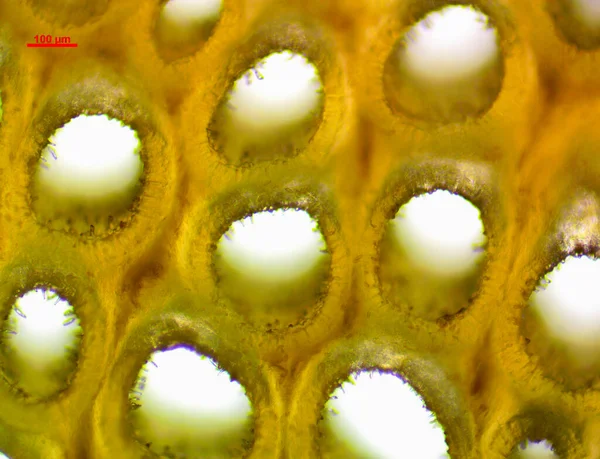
[37,114,142,200]
[4,288,82,394]
[217,208,327,282]
[161,0,222,27]
[132,347,251,450]
[225,51,322,136]
[572,0,600,28]
[514,439,558,458]
[324,371,448,458]
[391,190,486,277]
[530,255,600,348]
[401,5,499,85]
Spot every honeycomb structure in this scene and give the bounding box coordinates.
[0,0,598,457]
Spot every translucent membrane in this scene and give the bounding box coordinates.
[550,0,600,49]
[33,114,143,233]
[385,5,502,123]
[390,190,486,278]
[214,208,330,324]
[2,288,82,398]
[323,371,448,458]
[214,51,323,163]
[156,0,222,55]
[529,255,600,350]
[572,0,600,28]
[130,347,252,456]
[402,5,499,85]
[37,115,142,200]
[511,439,558,458]
[226,51,322,133]
[161,0,222,25]
[217,209,326,282]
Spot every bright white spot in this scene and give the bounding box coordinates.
[226,51,322,135]
[0,452,9,459]
[37,114,142,200]
[573,0,600,28]
[6,289,80,372]
[402,5,499,84]
[4,288,81,396]
[217,209,326,282]
[530,256,600,346]
[162,0,222,26]
[325,371,448,458]
[514,439,558,458]
[391,190,486,277]
[133,347,251,445]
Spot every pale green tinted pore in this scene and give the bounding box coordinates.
[130,347,253,457]
[2,288,82,399]
[323,371,448,458]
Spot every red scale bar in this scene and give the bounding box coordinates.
[27,43,78,48]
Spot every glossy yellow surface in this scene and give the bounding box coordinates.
[0,0,599,457]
